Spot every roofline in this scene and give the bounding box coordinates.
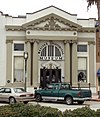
[26,5,77,16]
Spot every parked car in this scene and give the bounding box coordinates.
[34,83,92,105]
[0,87,34,104]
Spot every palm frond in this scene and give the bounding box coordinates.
[87,0,98,7]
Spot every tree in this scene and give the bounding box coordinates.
[87,0,100,96]
[87,0,100,28]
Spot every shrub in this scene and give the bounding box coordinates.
[63,107,96,117]
[0,103,100,117]
[0,103,62,117]
[95,109,100,117]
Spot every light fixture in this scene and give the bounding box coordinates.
[23,51,28,91]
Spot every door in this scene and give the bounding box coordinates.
[40,68,61,88]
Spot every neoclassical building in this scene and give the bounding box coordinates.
[0,6,97,93]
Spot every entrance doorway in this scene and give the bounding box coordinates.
[40,68,61,88]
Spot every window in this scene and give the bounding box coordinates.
[41,45,61,57]
[54,84,59,90]
[55,47,61,56]
[0,88,4,93]
[77,45,87,52]
[14,88,25,93]
[48,45,54,56]
[41,47,46,56]
[47,84,53,89]
[61,84,70,89]
[14,43,24,51]
[78,58,87,82]
[5,88,11,93]
[14,56,24,82]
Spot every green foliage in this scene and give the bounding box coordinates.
[63,106,100,117]
[0,103,100,117]
[0,103,62,117]
[95,109,100,117]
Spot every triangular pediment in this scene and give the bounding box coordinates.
[22,13,82,31]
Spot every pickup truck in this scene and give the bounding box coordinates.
[34,83,92,105]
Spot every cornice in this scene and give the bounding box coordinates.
[5,25,25,31]
[78,27,95,33]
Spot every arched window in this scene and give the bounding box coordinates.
[40,44,62,60]
[41,46,46,56]
[55,46,61,56]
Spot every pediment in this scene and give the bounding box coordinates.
[22,14,82,31]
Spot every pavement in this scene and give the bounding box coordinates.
[91,94,100,102]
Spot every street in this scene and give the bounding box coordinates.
[0,101,100,112]
[29,100,100,111]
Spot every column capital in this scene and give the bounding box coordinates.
[88,41,95,45]
[25,39,31,44]
[25,39,39,44]
[63,40,71,44]
[6,40,13,44]
[64,40,77,44]
[34,39,39,44]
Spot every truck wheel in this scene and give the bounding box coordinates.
[77,101,84,105]
[36,94,42,102]
[65,96,73,105]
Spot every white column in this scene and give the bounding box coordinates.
[26,40,31,86]
[88,41,95,86]
[64,40,70,83]
[72,41,78,86]
[6,40,13,84]
[32,40,39,87]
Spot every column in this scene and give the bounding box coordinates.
[6,40,13,84]
[64,40,70,83]
[89,41,95,86]
[32,40,39,87]
[25,40,31,86]
[72,41,78,86]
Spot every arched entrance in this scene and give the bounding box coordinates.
[40,68,61,88]
[39,42,63,88]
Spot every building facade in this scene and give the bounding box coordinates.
[0,6,97,93]
[96,27,100,94]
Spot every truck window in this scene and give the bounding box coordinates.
[54,84,59,90]
[47,84,53,89]
[61,84,69,90]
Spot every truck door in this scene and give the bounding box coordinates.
[51,84,59,98]
[59,84,70,98]
[42,84,59,100]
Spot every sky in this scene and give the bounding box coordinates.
[0,0,98,19]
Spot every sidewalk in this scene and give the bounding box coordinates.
[91,94,100,102]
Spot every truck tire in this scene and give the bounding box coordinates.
[77,101,84,105]
[36,94,42,102]
[65,96,73,105]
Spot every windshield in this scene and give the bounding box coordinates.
[14,88,25,93]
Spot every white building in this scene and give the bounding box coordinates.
[0,6,96,93]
